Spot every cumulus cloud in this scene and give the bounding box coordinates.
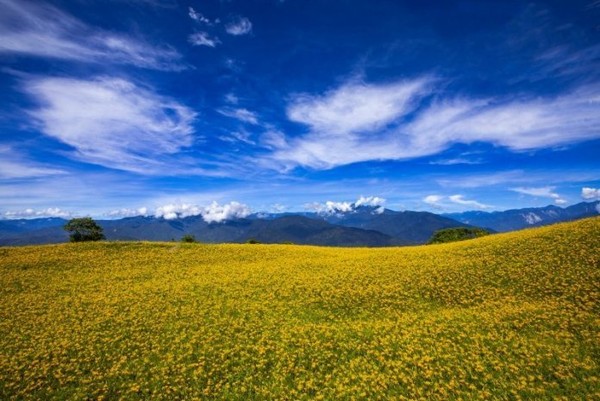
[582,187,600,200]
[105,207,149,218]
[2,207,73,219]
[188,32,220,47]
[267,77,600,171]
[355,196,386,208]
[448,195,490,209]
[511,186,567,205]
[225,17,252,35]
[23,76,197,174]
[217,108,259,125]
[201,201,251,223]
[154,201,250,223]
[0,0,183,70]
[305,196,386,215]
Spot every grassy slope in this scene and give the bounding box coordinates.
[0,218,599,400]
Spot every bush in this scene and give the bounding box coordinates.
[64,217,105,242]
[181,234,196,243]
[428,227,491,244]
[246,238,261,244]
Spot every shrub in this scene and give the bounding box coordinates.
[181,234,197,243]
[246,238,261,244]
[428,227,491,244]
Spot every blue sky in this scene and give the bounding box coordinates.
[1,0,599,220]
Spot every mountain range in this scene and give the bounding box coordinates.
[444,201,600,232]
[0,201,598,247]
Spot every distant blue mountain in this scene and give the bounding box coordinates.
[444,201,599,232]
[1,201,597,246]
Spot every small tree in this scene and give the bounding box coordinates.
[64,217,105,242]
[181,234,196,243]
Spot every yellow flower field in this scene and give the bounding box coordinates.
[1,217,599,400]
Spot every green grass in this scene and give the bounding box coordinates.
[0,217,599,400]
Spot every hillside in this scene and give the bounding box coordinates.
[0,218,599,399]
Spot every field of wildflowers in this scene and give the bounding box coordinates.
[0,217,598,400]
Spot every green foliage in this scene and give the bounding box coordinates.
[246,238,261,244]
[63,217,105,242]
[181,234,196,243]
[428,226,491,244]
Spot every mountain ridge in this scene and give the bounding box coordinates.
[1,201,598,246]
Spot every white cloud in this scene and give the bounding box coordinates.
[224,93,239,104]
[405,87,600,154]
[201,201,251,223]
[355,196,386,207]
[429,157,482,165]
[448,195,490,209]
[188,7,211,24]
[267,77,600,171]
[0,0,183,70]
[423,195,444,205]
[23,76,197,174]
[260,130,288,150]
[155,203,202,220]
[582,187,600,200]
[511,186,567,205]
[105,207,149,218]
[305,196,386,215]
[188,32,220,47]
[217,108,259,125]
[225,17,252,35]
[288,78,430,136]
[220,130,256,145]
[154,201,251,223]
[2,207,73,219]
[0,145,66,179]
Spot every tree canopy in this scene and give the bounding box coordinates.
[64,217,105,242]
[428,227,491,244]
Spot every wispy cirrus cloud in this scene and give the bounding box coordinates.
[0,145,66,179]
[0,0,184,70]
[217,108,259,125]
[267,76,600,171]
[270,77,432,170]
[422,194,490,210]
[23,76,201,175]
[511,186,567,205]
[448,195,490,209]
[188,32,221,47]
